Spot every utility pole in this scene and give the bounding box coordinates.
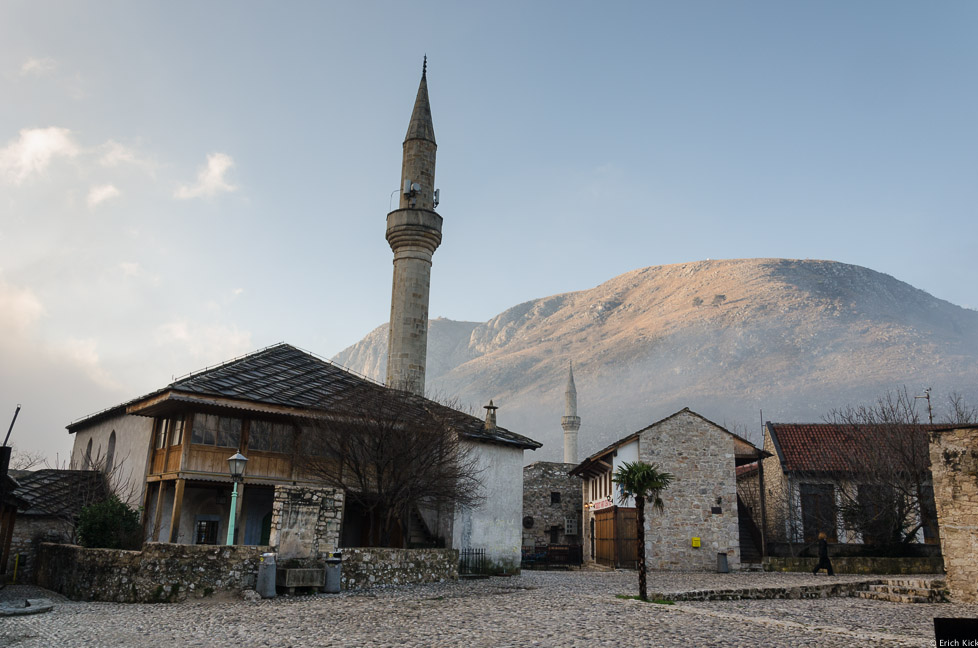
[915,388,933,424]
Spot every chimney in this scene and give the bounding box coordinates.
[483,400,498,430]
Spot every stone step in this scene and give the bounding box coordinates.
[881,578,945,589]
[867,584,938,596]
[855,591,934,604]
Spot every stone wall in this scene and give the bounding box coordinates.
[269,485,343,560]
[340,547,457,590]
[34,542,268,602]
[522,462,582,547]
[638,410,741,571]
[765,556,944,574]
[928,426,978,602]
[4,515,69,581]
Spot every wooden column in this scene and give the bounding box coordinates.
[168,478,186,543]
[151,482,166,542]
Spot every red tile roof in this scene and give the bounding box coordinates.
[766,422,945,474]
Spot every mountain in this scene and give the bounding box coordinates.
[332,259,978,462]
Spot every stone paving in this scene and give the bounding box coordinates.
[2,571,976,647]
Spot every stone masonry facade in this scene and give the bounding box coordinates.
[268,485,343,561]
[928,426,978,602]
[4,515,69,582]
[340,547,457,590]
[522,462,582,547]
[34,542,269,602]
[638,410,741,571]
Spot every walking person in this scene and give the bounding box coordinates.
[812,531,834,576]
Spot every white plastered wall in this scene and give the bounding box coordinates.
[69,413,154,509]
[452,440,525,572]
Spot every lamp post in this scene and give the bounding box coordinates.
[226,452,248,545]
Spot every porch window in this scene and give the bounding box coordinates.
[248,420,294,454]
[169,418,184,446]
[155,420,167,449]
[191,414,241,448]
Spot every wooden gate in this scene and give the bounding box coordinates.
[594,507,638,569]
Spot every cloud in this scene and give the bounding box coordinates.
[98,140,154,172]
[155,318,252,364]
[174,152,237,199]
[87,184,120,208]
[0,276,44,335]
[118,262,141,278]
[0,127,79,184]
[57,337,123,391]
[20,57,56,76]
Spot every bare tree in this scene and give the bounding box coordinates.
[8,445,46,470]
[824,388,938,546]
[943,392,978,425]
[36,446,142,543]
[300,385,485,548]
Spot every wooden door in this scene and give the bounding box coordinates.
[615,507,638,569]
[594,509,616,567]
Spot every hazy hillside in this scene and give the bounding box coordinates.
[333,259,978,461]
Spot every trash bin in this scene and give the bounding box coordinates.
[716,552,729,573]
[257,552,277,598]
[324,552,342,594]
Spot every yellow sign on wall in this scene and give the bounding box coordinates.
[691,537,701,548]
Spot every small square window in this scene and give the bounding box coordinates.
[550,492,561,505]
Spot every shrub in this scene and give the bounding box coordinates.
[76,496,142,549]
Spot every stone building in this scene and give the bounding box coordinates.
[521,364,584,555]
[522,461,582,548]
[571,408,760,571]
[927,425,978,602]
[3,469,108,580]
[68,343,539,573]
[761,422,942,546]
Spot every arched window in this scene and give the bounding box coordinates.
[85,438,93,469]
[106,431,116,472]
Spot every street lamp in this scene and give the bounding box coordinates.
[226,452,248,545]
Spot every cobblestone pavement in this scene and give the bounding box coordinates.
[2,571,976,647]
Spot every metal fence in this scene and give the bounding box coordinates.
[459,547,488,575]
[521,544,583,569]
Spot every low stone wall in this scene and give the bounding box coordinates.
[35,542,269,602]
[4,515,69,582]
[340,548,458,590]
[764,556,944,575]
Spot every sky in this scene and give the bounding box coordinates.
[2,1,976,462]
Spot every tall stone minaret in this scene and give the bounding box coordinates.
[561,362,581,464]
[385,58,442,396]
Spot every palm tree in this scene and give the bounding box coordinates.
[613,461,674,601]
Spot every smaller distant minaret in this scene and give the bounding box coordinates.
[561,363,581,464]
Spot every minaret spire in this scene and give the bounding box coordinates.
[385,59,443,395]
[561,362,581,464]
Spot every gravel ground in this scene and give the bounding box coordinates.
[2,571,975,647]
